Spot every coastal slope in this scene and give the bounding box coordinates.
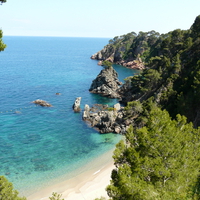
[91,15,200,127]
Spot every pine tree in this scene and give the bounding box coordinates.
[106,106,200,199]
[0,176,26,200]
[0,30,6,52]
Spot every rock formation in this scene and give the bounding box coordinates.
[32,99,52,107]
[116,58,145,70]
[72,97,81,112]
[83,103,133,134]
[89,66,122,98]
[91,49,145,70]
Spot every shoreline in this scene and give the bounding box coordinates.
[27,147,116,200]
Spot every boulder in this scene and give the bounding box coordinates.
[72,97,81,112]
[114,126,121,134]
[114,103,121,111]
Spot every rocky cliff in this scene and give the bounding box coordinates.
[90,31,165,70]
[87,15,200,131]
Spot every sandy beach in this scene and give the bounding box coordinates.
[27,148,115,200]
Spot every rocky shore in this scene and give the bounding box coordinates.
[82,103,132,134]
[91,45,145,70]
[76,66,135,134]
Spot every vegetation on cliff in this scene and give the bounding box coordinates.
[105,100,200,199]
[0,1,6,52]
[113,15,200,128]
[94,15,200,199]
[0,30,6,51]
[92,15,199,71]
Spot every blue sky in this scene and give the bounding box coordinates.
[0,0,200,38]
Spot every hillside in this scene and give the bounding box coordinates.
[92,15,200,127]
[91,15,200,200]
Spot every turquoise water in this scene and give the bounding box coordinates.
[0,36,138,196]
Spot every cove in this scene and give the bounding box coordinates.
[0,36,139,196]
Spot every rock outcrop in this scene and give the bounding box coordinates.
[90,33,146,70]
[83,103,133,134]
[72,97,81,112]
[32,99,52,107]
[91,49,145,70]
[91,45,114,61]
[116,58,145,70]
[89,66,122,98]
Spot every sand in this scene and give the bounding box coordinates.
[27,148,115,200]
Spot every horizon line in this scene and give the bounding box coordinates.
[3,35,111,39]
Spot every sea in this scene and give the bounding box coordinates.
[0,36,139,197]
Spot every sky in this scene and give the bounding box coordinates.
[0,0,200,38]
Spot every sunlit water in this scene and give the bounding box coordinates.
[0,36,138,196]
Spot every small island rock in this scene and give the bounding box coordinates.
[73,97,81,112]
[32,99,52,107]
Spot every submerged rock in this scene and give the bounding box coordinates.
[14,110,21,114]
[73,97,81,112]
[89,66,122,98]
[32,99,52,107]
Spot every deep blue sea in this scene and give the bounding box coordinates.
[0,36,139,196]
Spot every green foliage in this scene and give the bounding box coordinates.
[107,107,115,111]
[107,106,200,200]
[0,22,6,52]
[140,69,161,92]
[191,15,200,38]
[102,60,112,68]
[124,101,143,118]
[0,34,6,51]
[49,192,64,200]
[0,0,6,4]
[0,1,6,49]
[113,15,200,126]
[191,175,200,199]
[94,197,107,200]
[0,176,26,200]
